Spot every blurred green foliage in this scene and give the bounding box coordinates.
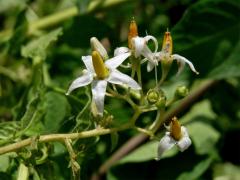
[0,0,240,179]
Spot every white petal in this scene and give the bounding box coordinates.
[107,70,141,90]
[132,36,145,58]
[153,51,165,62]
[66,73,93,95]
[177,136,192,152]
[177,126,192,152]
[144,35,158,53]
[172,54,199,75]
[82,56,94,73]
[114,47,129,56]
[105,52,131,69]
[91,80,108,116]
[156,134,175,161]
[147,61,155,72]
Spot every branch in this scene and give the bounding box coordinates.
[96,79,219,177]
[0,123,131,155]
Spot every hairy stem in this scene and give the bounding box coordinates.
[0,108,141,155]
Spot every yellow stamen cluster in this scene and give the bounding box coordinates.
[128,18,138,49]
[162,31,173,55]
[92,51,109,79]
[170,117,182,141]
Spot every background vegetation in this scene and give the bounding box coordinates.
[0,0,240,179]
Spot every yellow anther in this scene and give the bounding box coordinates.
[92,51,109,79]
[128,18,138,49]
[170,117,182,141]
[162,30,173,55]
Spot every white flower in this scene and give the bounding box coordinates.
[155,31,199,75]
[114,35,159,72]
[155,117,191,160]
[66,51,141,116]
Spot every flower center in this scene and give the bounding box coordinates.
[162,31,173,55]
[128,18,138,49]
[170,117,182,141]
[92,51,109,79]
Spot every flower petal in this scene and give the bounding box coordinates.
[82,56,94,73]
[91,80,108,116]
[114,47,129,56]
[107,70,141,90]
[176,126,192,152]
[147,61,156,72]
[66,73,93,95]
[132,36,145,58]
[156,134,175,161]
[172,54,199,75]
[144,35,158,53]
[105,52,131,69]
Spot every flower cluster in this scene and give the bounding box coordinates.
[66,19,197,158]
[66,19,198,116]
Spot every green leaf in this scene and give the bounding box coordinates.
[117,141,178,164]
[6,9,28,56]
[17,163,29,180]
[0,121,21,145]
[181,100,217,124]
[0,154,10,172]
[172,0,240,78]
[177,156,213,180]
[43,92,70,133]
[213,163,240,179]
[186,121,220,155]
[20,94,40,129]
[21,28,63,60]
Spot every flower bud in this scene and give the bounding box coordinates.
[92,51,109,79]
[174,85,189,100]
[170,117,182,141]
[128,18,138,49]
[147,89,159,104]
[90,37,109,60]
[162,31,172,55]
[155,94,166,109]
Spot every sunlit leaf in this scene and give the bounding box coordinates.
[43,91,70,133]
[213,163,240,179]
[21,28,63,60]
[186,122,220,155]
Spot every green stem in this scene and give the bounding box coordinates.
[0,123,132,155]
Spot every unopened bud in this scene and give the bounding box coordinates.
[162,30,172,55]
[174,85,189,99]
[170,117,182,141]
[155,95,166,109]
[128,18,138,49]
[90,37,109,60]
[147,89,159,104]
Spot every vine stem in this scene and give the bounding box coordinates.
[0,123,130,155]
[95,79,219,178]
[0,109,141,155]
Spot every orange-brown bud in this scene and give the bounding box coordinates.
[170,117,182,141]
[162,31,173,55]
[128,19,138,49]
